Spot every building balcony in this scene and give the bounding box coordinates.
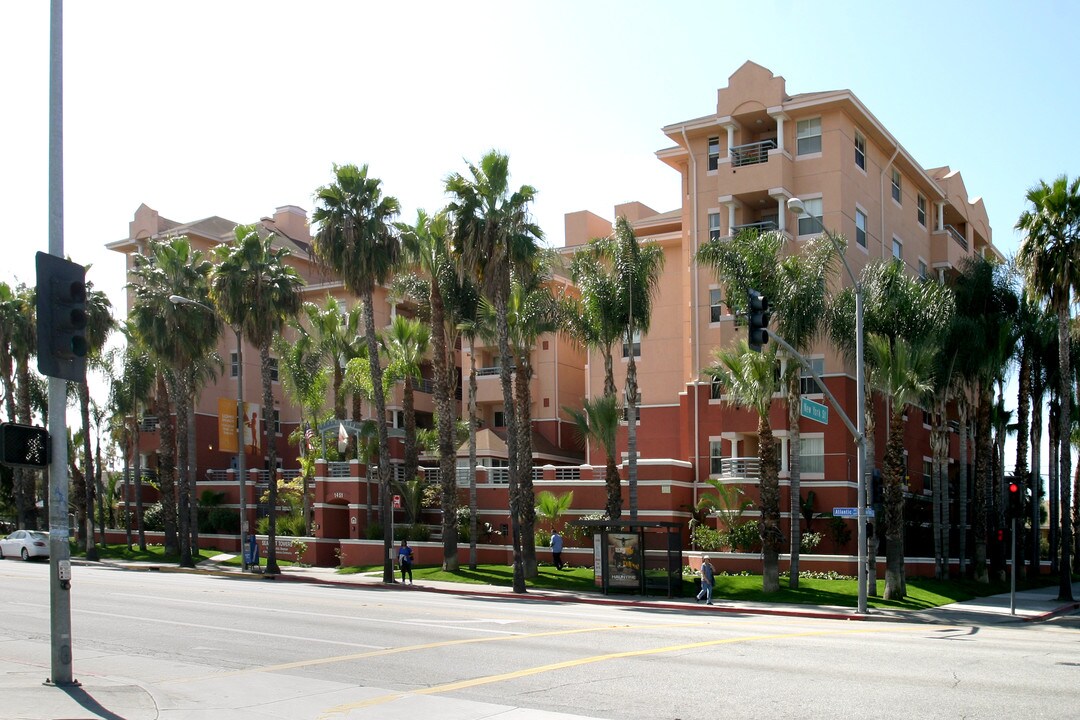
[731,220,779,235]
[931,224,969,270]
[711,456,760,480]
[730,139,777,168]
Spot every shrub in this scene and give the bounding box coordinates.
[727,521,759,552]
[207,507,240,534]
[141,502,165,532]
[535,529,551,548]
[365,522,383,540]
[800,531,823,553]
[691,524,724,551]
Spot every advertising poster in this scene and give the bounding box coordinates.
[606,532,641,588]
[218,397,238,453]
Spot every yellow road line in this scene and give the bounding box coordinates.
[318,625,916,717]
[163,621,706,685]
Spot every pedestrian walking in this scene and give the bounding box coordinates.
[397,539,414,584]
[551,530,564,570]
[696,555,715,605]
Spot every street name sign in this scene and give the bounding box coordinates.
[800,396,828,424]
[832,507,875,518]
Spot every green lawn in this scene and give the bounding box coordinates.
[71,543,299,568]
[338,562,1062,611]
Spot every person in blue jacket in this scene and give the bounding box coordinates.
[696,556,715,605]
[397,539,414,584]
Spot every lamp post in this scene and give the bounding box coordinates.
[786,198,868,614]
[169,294,249,572]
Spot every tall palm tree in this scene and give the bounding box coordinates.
[1016,174,1080,600]
[706,341,783,592]
[447,150,543,594]
[211,224,304,576]
[77,282,115,560]
[301,296,352,420]
[456,300,487,570]
[772,234,838,587]
[397,209,464,570]
[607,217,666,521]
[565,394,622,520]
[312,163,401,584]
[128,236,219,560]
[865,333,936,600]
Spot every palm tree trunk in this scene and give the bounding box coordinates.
[1029,369,1043,577]
[187,372,199,557]
[758,414,781,593]
[1056,306,1074,601]
[173,373,193,569]
[123,431,132,551]
[155,374,179,556]
[1015,343,1031,575]
[403,379,417,486]
[931,408,946,580]
[973,380,991,583]
[787,371,801,588]
[134,420,146,551]
[626,351,639,521]
[958,402,969,577]
[1048,399,1060,575]
[515,355,537,578]
[468,342,478,570]
[864,377,879,595]
[432,286,459,572]
[883,409,907,600]
[80,381,98,561]
[495,293,526,594]
[262,345,282,576]
[14,358,34,529]
[361,290,395,584]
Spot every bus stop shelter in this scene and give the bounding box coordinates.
[570,519,684,598]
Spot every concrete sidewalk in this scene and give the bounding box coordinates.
[93,555,1080,625]
[3,558,1077,720]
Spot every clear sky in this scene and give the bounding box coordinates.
[3,0,1077,472]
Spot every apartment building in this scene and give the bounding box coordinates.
[565,61,1000,539]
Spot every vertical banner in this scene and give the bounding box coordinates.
[218,398,238,453]
[606,532,641,588]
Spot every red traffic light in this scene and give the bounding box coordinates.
[1008,482,1019,494]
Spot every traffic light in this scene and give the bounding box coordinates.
[747,289,770,352]
[1007,480,1022,520]
[0,422,50,469]
[36,251,88,382]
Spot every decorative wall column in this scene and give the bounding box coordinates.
[936,202,945,232]
[722,121,739,160]
[769,110,788,154]
[769,188,792,234]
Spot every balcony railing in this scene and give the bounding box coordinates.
[414,377,436,394]
[730,139,777,167]
[476,366,500,376]
[713,456,760,479]
[731,220,779,234]
[943,224,968,251]
[328,462,351,478]
[138,416,159,432]
[554,466,581,481]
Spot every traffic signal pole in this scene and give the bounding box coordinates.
[46,0,75,687]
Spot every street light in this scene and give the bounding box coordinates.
[786,198,868,614]
[169,294,250,571]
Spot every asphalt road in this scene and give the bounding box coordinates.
[1,560,1078,719]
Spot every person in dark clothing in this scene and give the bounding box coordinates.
[397,539,414,584]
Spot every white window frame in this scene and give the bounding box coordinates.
[493,409,505,428]
[855,207,867,248]
[709,287,724,323]
[707,211,721,241]
[918,258,928,280]
[796,117,822,156]
[892,236,903,262]
[710,439,724,476]
[622,328,641,360]
[799,435,825,475]
[797,197,823,236]
[269,356,279,383]
[891,169,902,204]
[854,130,866,171]
[917,194,927,227]
[707,136,720,172]
[230,352,239,378]
[800,357,824,396]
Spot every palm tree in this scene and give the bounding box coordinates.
[1016,174,1080,600]
[447,150,543,594]
[274,326,329,531]
[128,236,219,561]
[565,395,622,519]
[301,296,353,420]
[592,217,666,521]
[865,333,936,600]
[0,282,38,528]
[76,282,115,561]
[706,341,783,592]
[456,300,486,570]
[312,163,401,584]
[109,329,155,551]
[211,224,304,576]
[398,209,467,572]
[772,234,838,587]
[383,315,431,493]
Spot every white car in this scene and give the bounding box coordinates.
[0,530,50,561]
